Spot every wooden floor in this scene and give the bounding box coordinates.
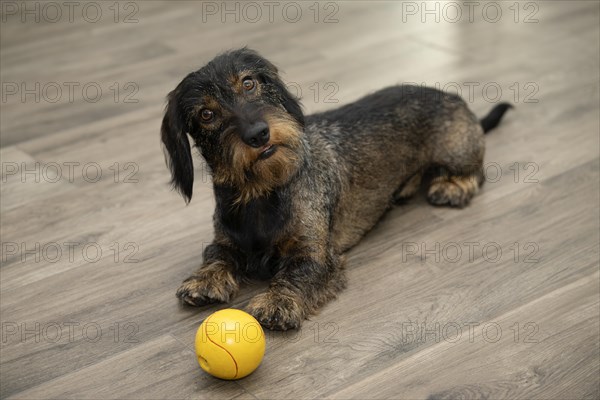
[1,1,599,398]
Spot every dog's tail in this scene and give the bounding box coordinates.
[480,103,513,134]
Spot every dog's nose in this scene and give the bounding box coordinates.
[242,122,270,148]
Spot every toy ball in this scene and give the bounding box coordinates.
[195,309,265,380]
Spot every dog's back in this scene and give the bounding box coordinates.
[305,85,485,251]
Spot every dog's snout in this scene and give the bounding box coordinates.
[242,122,270,148]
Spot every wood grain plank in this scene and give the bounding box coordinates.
[5,334,246,400]
[1,1,598,398]
[327,271,600,399]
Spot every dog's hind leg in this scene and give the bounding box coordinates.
[427,167,483,208]
[426,107,486,208]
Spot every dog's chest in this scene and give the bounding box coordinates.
[217,190,290,254]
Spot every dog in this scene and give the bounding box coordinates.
[161,48,511,330]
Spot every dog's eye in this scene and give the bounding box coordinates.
[200,109,214,122]
[242,78,256,92]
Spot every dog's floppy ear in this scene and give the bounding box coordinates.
[258,56,305,127]
[161,90,194,203]
[278,80,305,127]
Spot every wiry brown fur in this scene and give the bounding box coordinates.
[161,48,511,330]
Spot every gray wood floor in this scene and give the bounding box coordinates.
[1,1,599,399]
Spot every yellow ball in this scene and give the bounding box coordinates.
[195,309,265,380]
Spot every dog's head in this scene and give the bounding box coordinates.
[161,48,305,203]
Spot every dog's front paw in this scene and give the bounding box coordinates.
[246,291,306,330]
[176,262,238,306]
